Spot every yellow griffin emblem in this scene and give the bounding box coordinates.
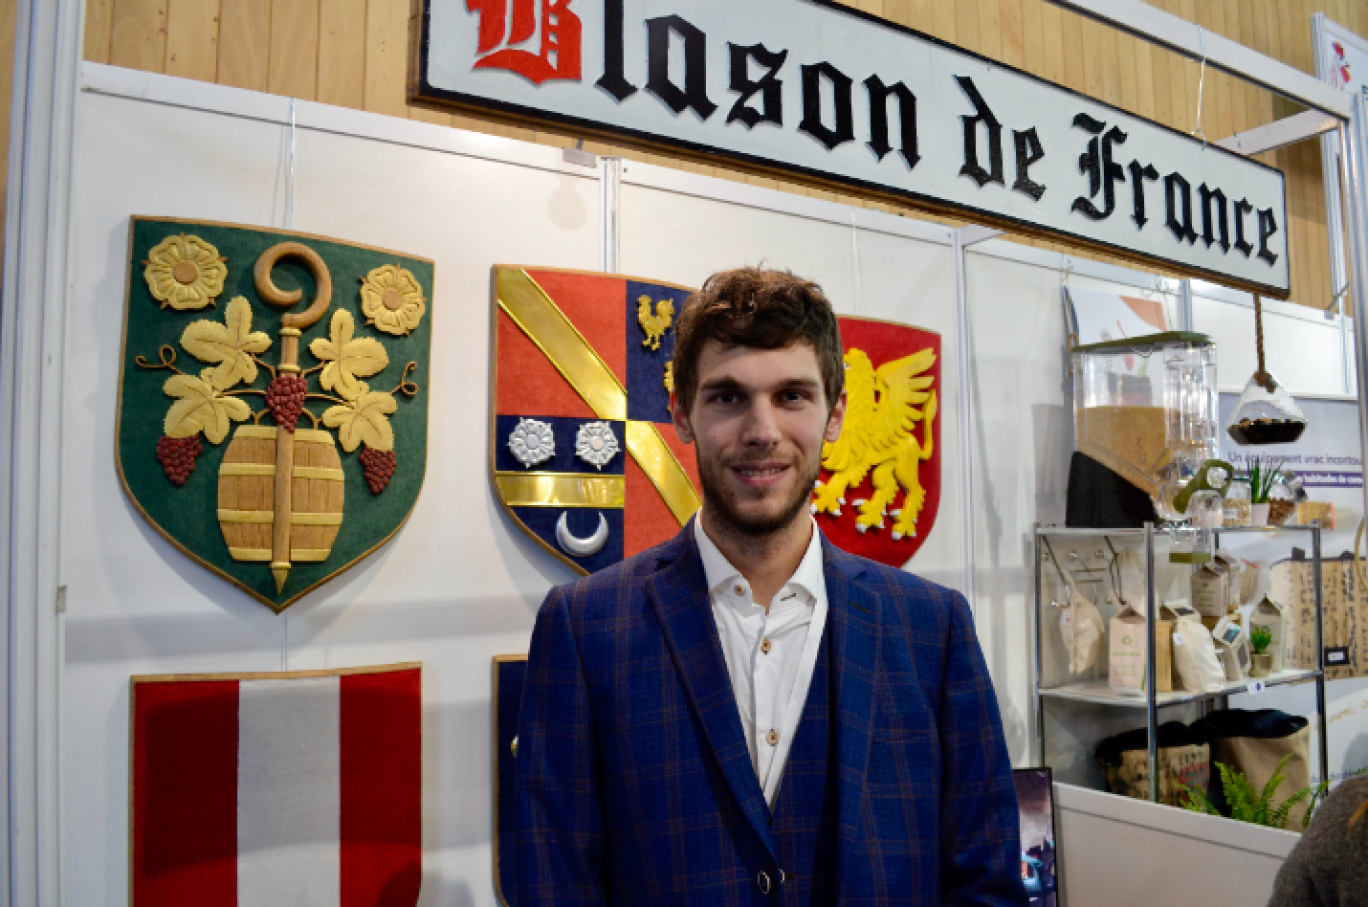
[637,295,675,350]
[813,347,937,539]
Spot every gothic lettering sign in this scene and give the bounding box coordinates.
[415,0,1290,297]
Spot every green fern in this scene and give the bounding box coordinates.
[1178,761,1367,831]
[1177,757,1309,830]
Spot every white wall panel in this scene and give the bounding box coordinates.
[64,74,598,905]
[1193,292,1350,397]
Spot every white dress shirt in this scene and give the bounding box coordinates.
[694,517,829,809]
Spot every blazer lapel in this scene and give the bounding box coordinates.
[645,525,776,858]
[823,540,881,856]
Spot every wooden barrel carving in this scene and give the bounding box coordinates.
[217,425,346,567]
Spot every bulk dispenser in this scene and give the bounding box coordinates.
[1072,333,1219,523]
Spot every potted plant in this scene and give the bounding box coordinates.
[1249,625,1274,678]
[1246,456,1286,527]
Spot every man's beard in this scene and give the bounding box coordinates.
[697,453,821,539]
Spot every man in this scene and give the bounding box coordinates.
[514,267,1024,906]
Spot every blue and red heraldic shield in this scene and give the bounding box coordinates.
[130,664,421,907]
[490,266,940,571]
[491,267,702,572]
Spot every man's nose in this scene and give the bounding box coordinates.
[742,400,782,446]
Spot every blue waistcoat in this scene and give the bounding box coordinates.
[769,630,838,907]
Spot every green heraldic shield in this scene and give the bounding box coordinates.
[115,218,433,612]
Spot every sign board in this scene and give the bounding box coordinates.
[1219,393,1363,492]
[415,0,1291,297]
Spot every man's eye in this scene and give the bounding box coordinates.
[710,392,739,405]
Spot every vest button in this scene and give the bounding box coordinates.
[757,870,771,894]
[778,868,787,885]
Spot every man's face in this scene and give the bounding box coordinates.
[673,340,846,538]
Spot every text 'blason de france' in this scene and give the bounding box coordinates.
[466,0,1280,267]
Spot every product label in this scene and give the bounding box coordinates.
[1110,613,1148,693]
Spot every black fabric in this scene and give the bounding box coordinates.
[769,632,839,907]
[1065,451,1158,529]
[1095,721,1207,764]
[1191,708,1308,741]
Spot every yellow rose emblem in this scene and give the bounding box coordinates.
[144,234,228,310]
[359,264,426,336]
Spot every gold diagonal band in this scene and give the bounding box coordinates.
[497,269,628,421]
[626,421,701,525]
[497,268,699,527]
[495,472,625,508]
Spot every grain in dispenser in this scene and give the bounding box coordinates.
[1072,333,1218,521]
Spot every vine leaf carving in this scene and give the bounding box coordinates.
[322,382,396,452]
[163,370,252,443]
[180,296,273,390]
[310,309,389,401]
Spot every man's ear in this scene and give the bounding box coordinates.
[824,389,847,443]
[671,393,695,444]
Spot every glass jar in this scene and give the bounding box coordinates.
[1071,333,1218,521]
[1223,480,1252,527]
[1267,483,1296,525]
[1189,489,1224,529]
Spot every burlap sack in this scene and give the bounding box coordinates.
[1096,722,1211,807]
[1192,710,1312,829]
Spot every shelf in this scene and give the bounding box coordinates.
[1038,668,1322,708]
[1035,524,1322,537]
[1035,527,1145,537]
[1213,525,1322,534]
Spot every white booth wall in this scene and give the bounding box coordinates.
[57,62,1368,903]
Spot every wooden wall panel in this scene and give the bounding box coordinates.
[70,0,1368,312]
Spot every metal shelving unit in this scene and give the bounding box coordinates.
[1033,522,1328,804]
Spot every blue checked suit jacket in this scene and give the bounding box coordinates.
[513,522,1024,906]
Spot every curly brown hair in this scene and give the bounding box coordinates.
[671,267,844,414]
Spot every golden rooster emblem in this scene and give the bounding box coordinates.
[637,295,675,350]
[813,347,936,540]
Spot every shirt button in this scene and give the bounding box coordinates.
[767,729,780,746]
[733,583,746,596]
[760,638,772,654]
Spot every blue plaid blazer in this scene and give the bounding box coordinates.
[513,522,1024,906]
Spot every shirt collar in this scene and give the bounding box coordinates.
[693,515,825,602]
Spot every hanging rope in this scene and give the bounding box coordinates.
[1191,25,1208,149]
[1253,293,1274,391]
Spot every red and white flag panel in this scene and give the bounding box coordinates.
[131,665,421,907]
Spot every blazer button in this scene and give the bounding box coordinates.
[757,870,771,894]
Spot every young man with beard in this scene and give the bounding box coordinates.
[514,268,1024,906]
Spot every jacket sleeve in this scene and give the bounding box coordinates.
[938,590,1027,906]
[513,586,607,907]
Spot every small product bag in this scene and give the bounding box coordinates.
[1163,601,1226,693]
[1112,547,1147,614]
[1109,606,1149,696]
[1055,561,1105,676]
[1189,563,1229,619]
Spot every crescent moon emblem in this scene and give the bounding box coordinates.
[556,511,609,558]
